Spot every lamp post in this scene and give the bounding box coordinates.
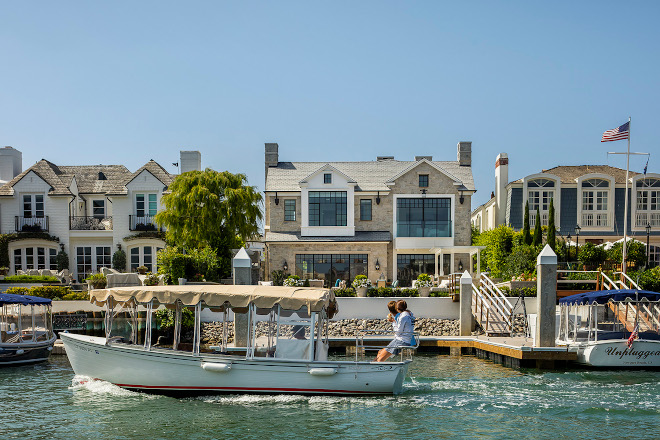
[567,234,572,262]
[647,223,652,268]
[574,225,581,261]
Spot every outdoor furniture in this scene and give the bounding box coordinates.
[106,273,141,288]
[308,279,324,288]
[377,280,387,289]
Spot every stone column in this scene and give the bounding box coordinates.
[233,248,252,347]
[535,244,557,347]
[459,270,474,336]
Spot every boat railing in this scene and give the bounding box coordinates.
[353,329,420,362]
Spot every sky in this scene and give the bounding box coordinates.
[1,1,658,212]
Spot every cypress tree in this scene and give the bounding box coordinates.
[547,197,556,250]
[523,200,532,245]
[533,206,543,247]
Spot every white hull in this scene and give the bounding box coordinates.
[61,333,409,395]
[572,339,660,367]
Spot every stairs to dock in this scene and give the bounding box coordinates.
[471,273,514,336]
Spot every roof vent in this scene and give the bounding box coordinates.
[415,156,432,161]
[98,172,107,180]
[377,156,394,161]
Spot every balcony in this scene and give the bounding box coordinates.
[635,212,660,228]
[129,215,160,231]
[69,216,113,231]
[15,216,49,232]
[529,211,548,228]
[581,212,610,228]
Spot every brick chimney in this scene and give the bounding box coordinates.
[495,153,509,225]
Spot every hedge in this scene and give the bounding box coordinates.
[1,275,61,283]
[333,287,451,298]
[4,285,87,301]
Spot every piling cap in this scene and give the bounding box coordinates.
[460,270,472,284]
[537,244,557,265]
[232,248,252,268]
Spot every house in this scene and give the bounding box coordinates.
[0,148,201,280]
[263,142,482,287]
[471,152,660,266]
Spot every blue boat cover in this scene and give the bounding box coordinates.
[559,289,660,305]
[0,293,52,306]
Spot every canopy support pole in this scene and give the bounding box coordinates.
[144,300,153,351]
[173,301,181,351]
[192,302,201,356]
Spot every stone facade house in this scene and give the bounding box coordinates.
[263,142,480,287]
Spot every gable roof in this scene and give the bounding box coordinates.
[111,160,176,195]
[386,159,462,186]
[511,165,639,185]
[298,163,357,184]
[266,159,475,192]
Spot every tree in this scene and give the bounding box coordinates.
[532,207,542,247]
[475,225,515,278]
[522,201,532,245]
[155,169,263,277]
[547,198,556,250]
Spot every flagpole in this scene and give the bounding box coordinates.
[622,116,631,274]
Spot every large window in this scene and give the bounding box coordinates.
[581,178,610,227]
[308,191,347,226]
[397,254,435,287]
[360,199,372,221]
[295,254,367,287]
[284,199,296,221]
[636,178,660,227]
[136,193,157,217]
[527,178,555,227]
[22,194,44,218]
[76,246,111,281]
[129,245,163,273]
[397,198,451,237]
[12,246,57,273]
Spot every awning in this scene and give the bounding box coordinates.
[559,289,660,305]
[0,293,52,306]
[89,284,335,312]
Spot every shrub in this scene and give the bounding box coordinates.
[283,275,303,287]
[56,251,69,272]
[157,246,220,282]
[61,291,89,301]
[270,270,286,286]
[351,275,372,289]
[2,275,60,283]
[607,240,646,269]
[499,286,537,297]
[86,273,107,289]
[475,225,515,277]
[155,307,195,331]
[503,244,538,280]
[4,286,30,295]
[416,273,433,288]
[578,242,607,267]
[628,267,660,292]
[334,288,356,297]
[6,285,73,300]
[112,249,126,271]
[143,273,160,286]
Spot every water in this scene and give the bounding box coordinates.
[1,355,659,440]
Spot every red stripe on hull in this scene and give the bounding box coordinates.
[113,382,389,395]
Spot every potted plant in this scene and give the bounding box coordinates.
[0,266,8,276]
[143,272,160,286]
[86,273,107,290]
[351,275,372,297]
[283,275,303,287]
[416,273,433,297]
[137,265,148,275]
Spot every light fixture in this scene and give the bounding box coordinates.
[283,260,288,271]
[375,259,380,271]
[458,260,463,271]
[117,243,122,250]
[59,243,65,251]
[574,225,581,260]
[459,190,465,205]
[274,191,279,205]
[376,191,381,205]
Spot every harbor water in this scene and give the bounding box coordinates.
[2,355,659,440]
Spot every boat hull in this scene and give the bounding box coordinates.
[575,339,660,367]
[61,333,410,396]
[0,338,55,366]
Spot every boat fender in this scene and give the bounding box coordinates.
[308,368,337,376]
[47,346,53,351]
[16,349,25,355]
[201,362,232,372]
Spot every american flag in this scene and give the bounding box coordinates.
[601,121,630,142]
[627,324,639,349]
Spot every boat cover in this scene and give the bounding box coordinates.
[90,284,335,312]
[559,289,660,305]
[0,293,52,306]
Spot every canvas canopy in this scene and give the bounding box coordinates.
[89,284,335,312]
[559,289,660,305]
[0,293,52,306]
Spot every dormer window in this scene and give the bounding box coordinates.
[419,174,429,188]
[635,178,660,227]
[527,178,555,227]
[324,173,332,184]
[581,178,610,227]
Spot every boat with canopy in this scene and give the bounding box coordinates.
[61,285,415,395]
[557,289,660,367]
[0,293,56,366]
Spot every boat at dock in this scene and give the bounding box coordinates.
[0,293,56,366]
[61,285,415,396]
[557,289,660,368]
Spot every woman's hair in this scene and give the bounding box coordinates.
[387,301,397,314]
[396,300,408,312]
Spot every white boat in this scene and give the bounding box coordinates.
[62,285,414,395]
[557,289,660,368]
[1,293,56,366]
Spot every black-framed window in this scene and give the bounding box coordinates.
[324,173,332,184]
[419,174,429,187]
[360,199,372,221]
[397,254,435,287]
[92,200,105,218]
[284,199,296,221]
[309,191,347,226]
[397,198,451,237]
[295,254,367,287]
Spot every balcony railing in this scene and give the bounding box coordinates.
[581,212,610,228]
[129,215,160,231]
[635,212,660,228]
[69,216,113,231]
[529,211,548,228]
[15,216,49,232]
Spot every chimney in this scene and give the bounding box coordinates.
[180,151,201,173]
[265,143,279,177]
[495,153,509,226]
[457,142,471,166]
[0,146,22,183]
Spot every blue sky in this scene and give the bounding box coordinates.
[1,1,658,211]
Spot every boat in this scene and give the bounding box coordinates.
[0,293,56,366]
[61,285,415,396]
[557,289,660,367]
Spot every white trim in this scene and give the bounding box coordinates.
[392,193,455,250]
[631,173,660,231]
[576,173,615,232]
[386,159,463,186]
[522,173,561,228]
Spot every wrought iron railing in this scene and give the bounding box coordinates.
[129,215,160,231]
[15,216,49,232]
[69,216,113,230]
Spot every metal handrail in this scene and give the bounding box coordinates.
[479,274,513,329]
[480,273,514,311]
[472,282,492,333]
[615,272,641,290]
[15,216,49,232]
[600,271,618,290]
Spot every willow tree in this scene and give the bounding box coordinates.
[155,169,262,276]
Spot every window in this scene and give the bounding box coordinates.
[419,175,429,188]
[96,246,112,270]
[49,249,57,270]
[527,179,555,227]
[129,245,162,273]
[136,194,157,217]
[92,200,105,219]
[22,194,44,218]
[12,246,58,273]
[308,191,347,226]
[636,178,660,227]
[397,254,435,287]
[324,173,332,184]
[14,249,22,272]
[295,254,367,286]
[360,199,372,221]
[396,198,451,237]
[76,246,111,281]
[581,178,610,227]
[284,199,296,221]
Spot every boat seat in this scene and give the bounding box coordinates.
[274,339,311,360]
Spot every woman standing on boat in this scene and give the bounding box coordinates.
[376,300,415,362]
